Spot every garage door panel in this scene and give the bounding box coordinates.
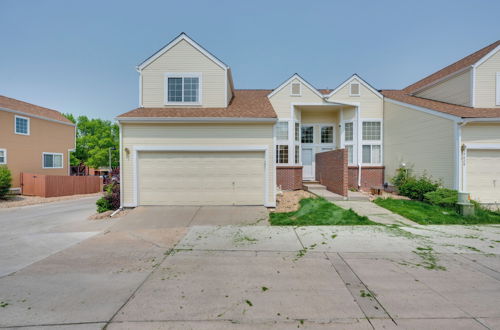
[467,150,500,203]
[138,151,265,205]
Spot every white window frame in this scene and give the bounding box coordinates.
[14,115,30,135]
[341,120,356,165]
[301,125,314,144]
[164,72,202,105]
[276,145,289,164]
[349,82,360,97]
[290,82,301,96]
[42,152,64,169]
[0,149,7,164]
[320,124,335,145]
[361,119,383,166]
[276,121,289,141]
[496,72,500,106]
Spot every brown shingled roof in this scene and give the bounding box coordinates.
[403,40,500,93]
[118,89,277,118]
[381,90,500,118]
[0,95,73,124]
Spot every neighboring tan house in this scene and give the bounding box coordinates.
[0,95,76,192]
[382,40,500,204]
[117,33,499,207]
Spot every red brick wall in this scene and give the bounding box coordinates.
[348,166,385,191]
[315,149,348,197]
[276,166,303,190]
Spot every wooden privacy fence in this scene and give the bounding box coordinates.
[21,173,102,198]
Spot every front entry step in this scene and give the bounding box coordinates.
[304,183,347,201]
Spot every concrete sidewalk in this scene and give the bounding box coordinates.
[333,200,418,225]
[1,222,499,329]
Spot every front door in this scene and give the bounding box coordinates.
[302,148,314,180]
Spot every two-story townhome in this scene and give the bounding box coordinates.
[0,95,76,192]
[117,33,383,207]
[382,40,500,204]
[117,33,499,207]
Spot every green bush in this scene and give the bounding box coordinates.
[398,175,439,201]
[391,166,414,188]
[424,188,458,208]
[96,197,112,213]
[0,166,12,199]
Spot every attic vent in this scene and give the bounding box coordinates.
[350,82,360,96]
[291,82,301,96]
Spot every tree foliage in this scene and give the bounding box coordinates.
[64,114,119,169]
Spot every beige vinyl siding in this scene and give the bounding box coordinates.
[462,123,500,144]
[269,78,324,119]
[141,39,227,108]
[121,123,274,206]
[383,101,456,188]
[301,110,339,124]
[327,78,383,119]
[475,50,500,107]
[138,151,265,205]
[415,69,472,106]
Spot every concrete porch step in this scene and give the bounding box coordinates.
[303,183,327,190]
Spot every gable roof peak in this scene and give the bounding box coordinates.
[267,73,325,99]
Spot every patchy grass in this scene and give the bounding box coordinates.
[374,198,500,225]
[413,246,447,271]
[270,197,376,226]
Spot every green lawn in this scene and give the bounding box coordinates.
[374,198,500,225]
[270,197,376,226]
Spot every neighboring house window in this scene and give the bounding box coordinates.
[349,82,360,96]
[43,153,63,169]
[294,122,300,142]
[165,74,200,104]
[301,126,314,144]
[361,121,382,164]
[15,115,30,135]
[291,82,301,96]
[295,145,300,163]
[0,149,6,164]
[276,122,289,140]
[321,126,334,143]
[276,145,289,164]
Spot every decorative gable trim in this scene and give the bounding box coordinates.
[327,74,383,99]
[472,44,500,69]
[137,33,229,71]
[268,73,324,99]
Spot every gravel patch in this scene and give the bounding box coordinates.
[88,208,131,220]
[275,190,315,213]
[0,193,102,209]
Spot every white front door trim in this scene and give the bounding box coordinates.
[132,145,271,207]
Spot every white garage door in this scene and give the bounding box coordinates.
[467,149,500,203]
[138,151,265,205]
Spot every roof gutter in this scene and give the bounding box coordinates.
[462,117,500,123]
[115,117,278,123]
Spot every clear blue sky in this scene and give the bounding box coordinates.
[1,0,499,120]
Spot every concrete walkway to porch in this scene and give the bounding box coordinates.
[305,183,417,225]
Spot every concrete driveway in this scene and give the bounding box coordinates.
[0,195,109,277]
[1,215,499,329]
[109,205,269,231]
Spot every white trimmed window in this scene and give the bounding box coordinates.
[301,126,314,144]
[294,122,300,142]
[321,126,334,143]
[0,149,6,164]
[361,121,382,165]
[343,121,355,164]
[43,153,63,169]
[15,115,30,135]
[291,82,301,96]
[346,145,354,164]
[276,122,289,140]
[165,73,201,104]
[349,82,360,96]
[276,145,289,164]
[295,145,300,163]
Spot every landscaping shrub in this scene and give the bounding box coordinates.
[391,166,414,189]
[398,174,439,201]
[96,182,120,213]
[424,188,458,208]
[0,166,12,199]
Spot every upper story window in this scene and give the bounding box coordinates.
[165,73,201,104]
[349,82,360,96]
[294,123,300,142]
[344,122,354,141]
[362,121,381,140]
[301,126,314,144]
[276,122,289,140]
[0,149,6,164]
[291,82,301,96]
[361,121,382,165]
[15,115,30,135]
[43,153,63,169]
